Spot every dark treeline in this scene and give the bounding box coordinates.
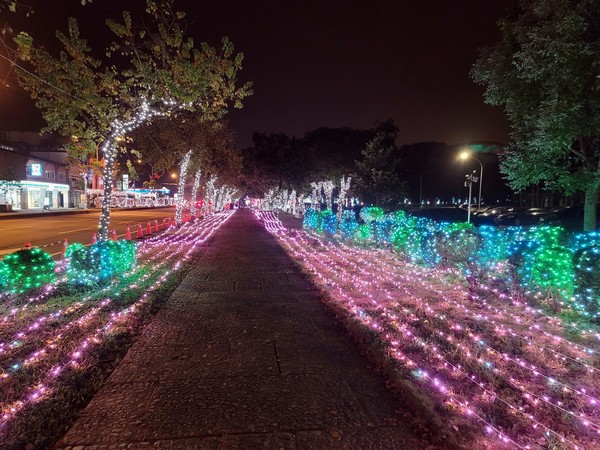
[239,119,512,207]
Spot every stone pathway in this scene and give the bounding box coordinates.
[57,209,433,449]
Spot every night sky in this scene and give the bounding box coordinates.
[0,0,514,148]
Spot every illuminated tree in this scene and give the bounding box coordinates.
[472,0,600,231]
[10,0,251,240]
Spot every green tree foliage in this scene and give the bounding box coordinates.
[132,114,242,188]
[240,124,378,195]
[9,0,251,238]
[240,132,307,195]
[471,0,600,231]
[352,131,406,209]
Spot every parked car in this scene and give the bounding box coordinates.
[408,207,469,223]
[494,207,554,227]
[538,205,600,231]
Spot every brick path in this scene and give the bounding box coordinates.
[57,209,432,449]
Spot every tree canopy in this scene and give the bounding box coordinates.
[7,0,251,238]
[352,130,406,209]
[131,114,242,188]
[471,0,600,230]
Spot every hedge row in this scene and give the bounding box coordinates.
[303,207,600,318]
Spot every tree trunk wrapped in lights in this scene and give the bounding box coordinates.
[174,150,192,226]
[290,190,297,216]
[99,100,162,241]
[310,181,323,212]
[189,169,201,218]
[323,181,334,211]
[203,175,217,216]
[337,175,352,220]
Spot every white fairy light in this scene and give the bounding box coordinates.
[190,169,201,217]
[175,150,192,226]
[337,175,352,219]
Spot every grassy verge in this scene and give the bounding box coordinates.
[0,257,193,450]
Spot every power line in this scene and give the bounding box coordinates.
[0,51,97,109]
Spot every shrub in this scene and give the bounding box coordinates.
[67,240,137,286]
[340,210,359,240]
[436,226,481,270]
[359,206,384,223]
[303,208,321,231]
[373,213,399,245]
[2,246,55,294]
[571,233,600,317]
[321,209,338,236]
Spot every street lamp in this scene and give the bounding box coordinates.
[458,150,484,210]
[464,170,478,224]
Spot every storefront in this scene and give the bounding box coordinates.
[19,180,70,210]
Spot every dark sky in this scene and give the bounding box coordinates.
[0,0,514,148]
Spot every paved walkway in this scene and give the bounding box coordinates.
[57,209,433,449]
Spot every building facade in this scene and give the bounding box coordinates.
[0,132,73,210]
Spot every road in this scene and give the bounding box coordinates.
[0,207,176,258]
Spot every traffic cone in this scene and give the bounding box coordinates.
[91,233,97,244]
[162,218,167,229]
[125,225,132,240]
[137,224,143,238]
[154,219,159,232]
[146,222,152,235]
[167,217,172,228]
[111,229,117,241]
[62,239,68,257]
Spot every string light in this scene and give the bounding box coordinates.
[259,211,600,449]
[0,211,235,427]
[189,169,202,218]
[175,150,193,226]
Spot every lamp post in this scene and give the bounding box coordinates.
[459,151,484,210]
[464,170,478,224]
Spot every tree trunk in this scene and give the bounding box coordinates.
[583,186,599,231]
[98,139,116,242]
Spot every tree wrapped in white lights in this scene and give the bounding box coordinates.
[203,175,217,216]
[224,187,236,209]
[190,169,201,218]
[323,180,335,211]
[310,181,323,212]
[290,190,297,216]
[174,150,192,226]
[337,175,352,219]
[12,0,251,241]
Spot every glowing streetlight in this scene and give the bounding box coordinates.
[171,172,177,179]
[458,150,484,210]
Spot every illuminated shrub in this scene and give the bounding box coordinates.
[340,210,359,240]
[571,232,600,317]
[2,246,55,294]
[359,206,384,223]
[401,218,440,266]
[321,209,338,235]
[0,260,8,291]
[67,240,137,286]
[391,215,417,253]
[373,213,399,245]
[65,243,96,286]
[474,226,511,270]
[436,226,481,270]
[526,245,574,301]
[303,208,320,231]
[356,223,372,241]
